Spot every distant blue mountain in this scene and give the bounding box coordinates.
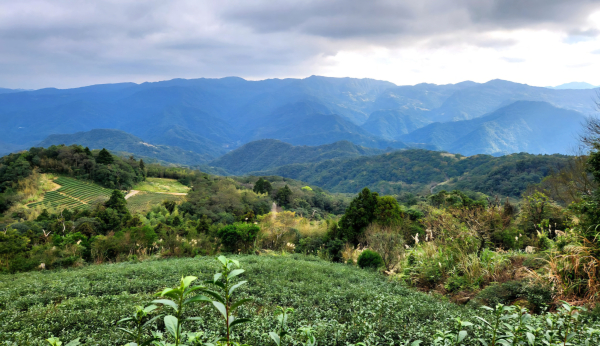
[0,76,596,160]
[401,101,586,156]
[549,82,598,90]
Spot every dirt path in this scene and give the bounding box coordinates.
[125,190,140,199]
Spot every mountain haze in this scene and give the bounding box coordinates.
[402,101,586,156]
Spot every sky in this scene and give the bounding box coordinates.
[1,0,600,89]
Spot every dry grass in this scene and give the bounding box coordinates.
[529,242,600,305]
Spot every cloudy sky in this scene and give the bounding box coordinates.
[1,0,600,89]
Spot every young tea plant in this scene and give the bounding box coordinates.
[46,337,80,346]
[269,307,295,346]
[202,256,253,346]
[434,317,472,346]
[117,304,162,346]
[152,276,212,346]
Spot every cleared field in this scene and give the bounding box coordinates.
[133,177,190,194]
[126,191,185,213]
[28,177,112,210]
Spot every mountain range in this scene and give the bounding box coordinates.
[0,76,597,159]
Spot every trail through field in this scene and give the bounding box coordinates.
[125,190,140,199]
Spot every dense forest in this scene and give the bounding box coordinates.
[257,149,570,197]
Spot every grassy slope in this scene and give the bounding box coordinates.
[126,191,185,213]
[133,177,190,193]
[0,255,482,345]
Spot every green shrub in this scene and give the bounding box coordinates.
[8,255,39,273]
[357,249,383,269]
[476,280,553,313]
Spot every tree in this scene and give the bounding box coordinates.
[374,196,404,225]
[253,178,272,195]
[96,148,114,165]
[217,223,260,253]
[337,188,379,245]
[275,185,292,206]
[105,190,129,217]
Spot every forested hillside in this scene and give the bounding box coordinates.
[38,129,211,165]
[209,139,383,175]
[257,149,569,197]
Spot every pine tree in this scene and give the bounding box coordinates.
[96,148,114,165]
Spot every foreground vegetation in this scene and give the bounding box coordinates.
[2,255,599,345]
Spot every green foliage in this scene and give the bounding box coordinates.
[338,188,379,245]
[1,255,599,345]
[105,190,130,216]
[475,280,553,313]
[217,223,260,253]
[253,178,272,195]
[210,139,384,175]
[202,255,253,345]
[269,306,295,346]
[117,304,161,345]
[357,249,383,269]
[261,149,569,197]
[275,185,293,207]
[96,148,114,165]
[374,195,404,225]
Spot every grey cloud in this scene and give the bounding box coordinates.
[222,0,600,43]
[1,0,600,89]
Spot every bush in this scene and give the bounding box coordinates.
[8,256,39,273]
[357,249,383,269]
[476,280,553,313]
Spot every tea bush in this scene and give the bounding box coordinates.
[0,255,489,345]
[1,255,600,345]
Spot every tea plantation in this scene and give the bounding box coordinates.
[1,255,487,345]
[28,177,112,210]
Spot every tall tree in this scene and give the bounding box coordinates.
[105,190,129,216]
[96,148,114,165]
[275,185,292,206]
[253,178,272,195]
[337,187,379,245]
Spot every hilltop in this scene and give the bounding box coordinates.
[38,129,211,165]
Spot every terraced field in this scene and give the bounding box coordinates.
[28,177,112,210]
